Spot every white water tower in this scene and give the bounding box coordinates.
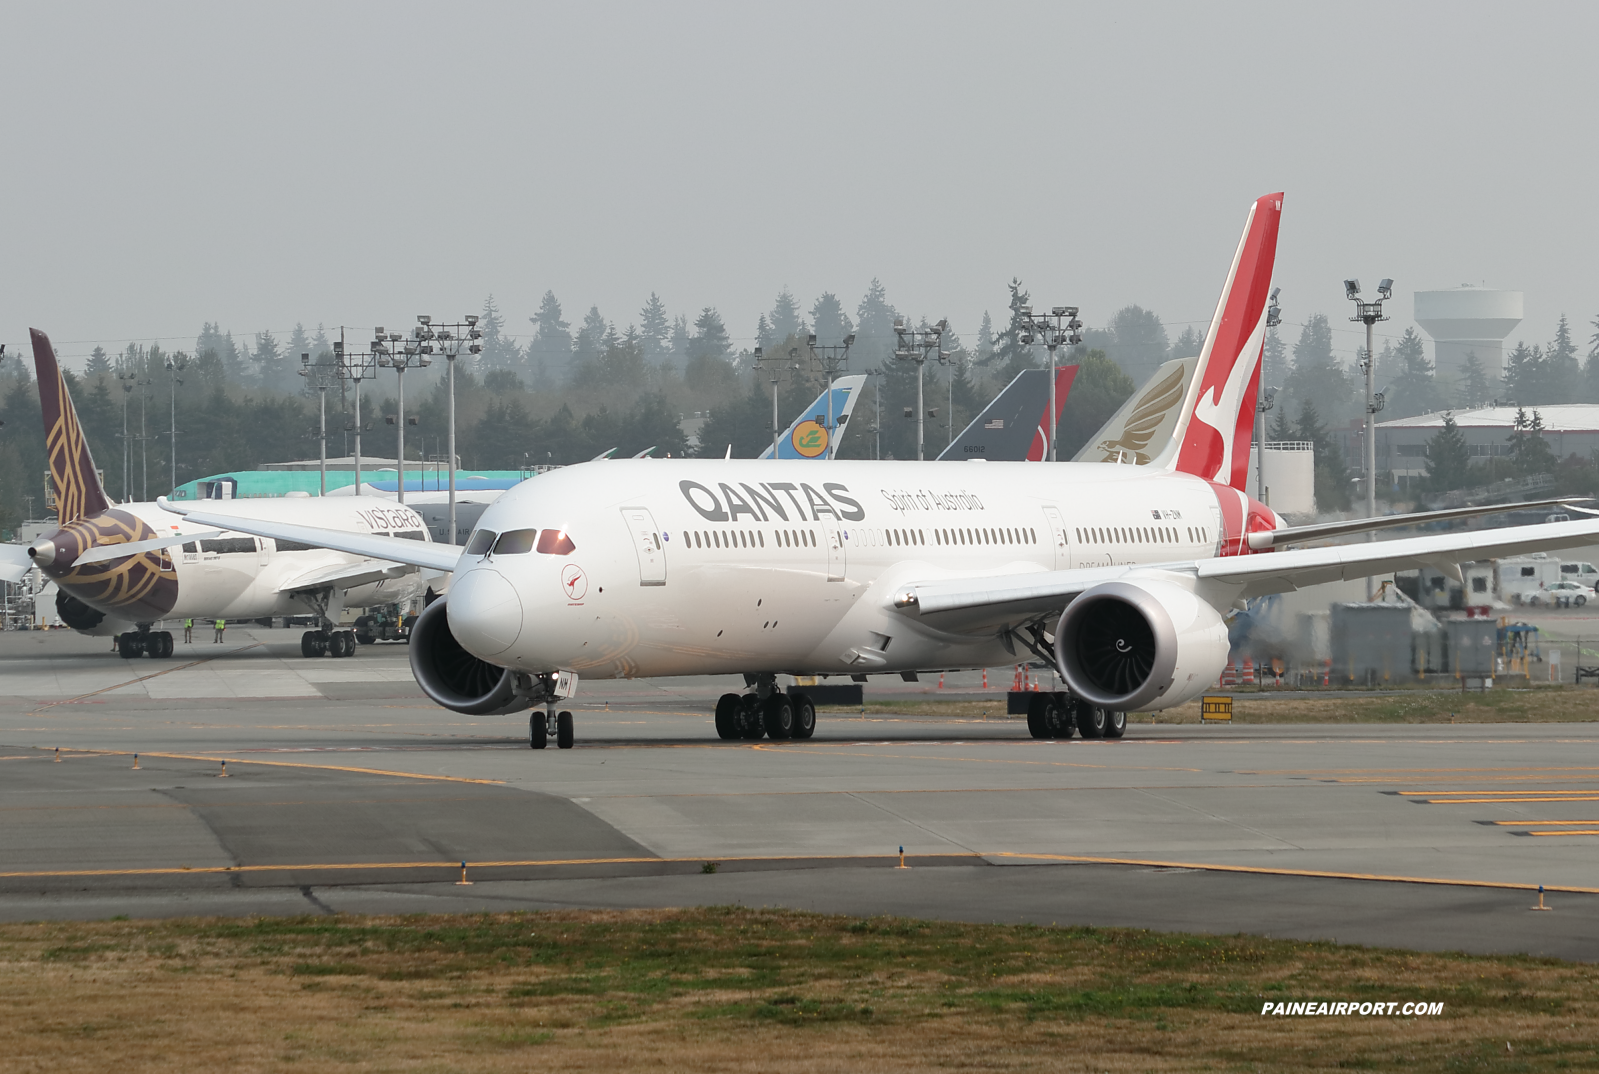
[1413,286,1522,391]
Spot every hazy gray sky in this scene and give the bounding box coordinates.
[4,1,1596,374]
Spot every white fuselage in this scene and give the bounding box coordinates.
[65,497,435,630]
[448,459,1237,679]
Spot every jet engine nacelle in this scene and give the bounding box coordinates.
[408,597,532,715]
[1054,577,1229,712]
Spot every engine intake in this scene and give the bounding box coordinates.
[1053,577,1229,712]
[409,597,531,715]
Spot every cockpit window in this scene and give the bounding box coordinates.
[536,529,576,555]
[465,529,497,555]
[492,529,538,555]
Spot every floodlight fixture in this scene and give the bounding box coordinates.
[844,333,856,346]
[1344,279,1360,299]
[753,345,764,358]
[417,315,432,325]
[464,314,479,326]
[301,352,310,365]
[1377,279,1393,299]
[807,333,817,346]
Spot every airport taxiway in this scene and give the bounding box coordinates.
[4,627,1599,960]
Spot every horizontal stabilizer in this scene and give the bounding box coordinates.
[0,544,34,584]
[74,530,222,566]
[1246,497,1594,550]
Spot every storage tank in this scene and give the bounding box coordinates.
[1247,441,1316,515]
[1413,287,1522,390]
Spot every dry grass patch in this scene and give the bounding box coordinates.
[1,907,1597,1071]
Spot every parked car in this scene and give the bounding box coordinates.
[1527,580,1591,607]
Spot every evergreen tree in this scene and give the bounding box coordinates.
[1387,327,1446,418]
[476,295,520,373]
[1257,326,1284,388]
[527,291,572,387]
[1545,314,1581,403]
[853,279,899,371]
[809,293,853,347]
[1282,313,1354,425]
[694,376,771,458]
[1268,402,1293,442]
[573,306,609,367]
[769,287,805,342]
[1582,312,1599,403]
[975,311,995,363]
[1104,305,1169,385]
[987,278,1033,382]
[1459,350,1491,408]
[252,330,284,393]
[1294,399,1351,512]
[1423,412,1471,492]
[1057,350,1136,458]
[669,315,690,367]
[1501,341,1541,402]
[1509,406,1557,476]
[638,293,670,365]
[85,346,112,378]
[688,307,731,362]
[755,313,775,351]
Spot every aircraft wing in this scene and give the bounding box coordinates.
[894,517,1599,635]
[159,499,462,573]
[0,544,34,584]
[276,559,421,595]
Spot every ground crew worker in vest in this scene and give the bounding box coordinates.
[184,618,194,643]
[214,618,225,643]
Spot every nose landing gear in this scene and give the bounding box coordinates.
[530,706,575,749]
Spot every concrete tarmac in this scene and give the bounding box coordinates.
[5,627,1599,960]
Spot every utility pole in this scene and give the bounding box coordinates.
[428,316,482,543]
[375,322,434,506]
[754,344,799,458]
[893,319,949,461]
[117,362,132,501]
[164,353,187,494]
[299,351,340,495]
[1345,277,1391,599]
[1017,306,1084,461]
[333,329,377,496]
[1255,289,1283,505]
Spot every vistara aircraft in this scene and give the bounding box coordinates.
[0,329,438,659]
[163,192,1599,748]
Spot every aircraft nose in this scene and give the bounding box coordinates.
[448,568,523,657]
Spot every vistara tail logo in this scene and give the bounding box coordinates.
[791,420,828,458]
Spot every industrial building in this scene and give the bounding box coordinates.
[1376,404,1599,485]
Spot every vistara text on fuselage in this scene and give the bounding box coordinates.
[444,456,1254,690]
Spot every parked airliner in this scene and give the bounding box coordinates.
[163,193,1599,748]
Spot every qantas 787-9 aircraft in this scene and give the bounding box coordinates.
[162,193,1599,748]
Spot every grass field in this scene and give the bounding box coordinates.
[4,907,1597,1072]
[823,686,1599,724]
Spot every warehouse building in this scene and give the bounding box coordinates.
[1376,405,1599,485]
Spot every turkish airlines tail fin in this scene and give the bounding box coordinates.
[936,365,1076,462]
[1072,357,1195,465]
[759,375,867,459]
[1150,192,1283,490]
[30,328,111,522]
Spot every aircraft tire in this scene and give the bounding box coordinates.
[714,693,742,740]
[339,631,357,658]
[117,633,137,659]
[763,694,794,740]
[158,632,174,658]
[556,711,574,749]
[300,631,317,658]
[1049,693,1075,739]
[1078,705,1108,739]
[530,713,547,749]
[738,696,765,740]
[1026,694,1049,739]
[790,693,816,740]
[1104,710,1127,739]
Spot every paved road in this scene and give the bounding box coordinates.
[4,627,1599,959]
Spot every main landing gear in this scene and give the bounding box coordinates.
[117,627,174,659]
[1026,692,1125,740]
[301,630,356,658]
[530,706,575,749]
[714,676,817,742]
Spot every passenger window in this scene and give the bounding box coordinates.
[465,529,497,555]
[393,531,425,541]
[493,529,538,555]
[536,529,576,555]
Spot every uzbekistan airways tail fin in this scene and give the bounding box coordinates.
[30,328,112,523]
[759,374,867,459]
[936,365,1076,462]
[1150,192,1283,490]
[1072,357,1195,465]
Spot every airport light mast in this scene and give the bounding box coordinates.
[1255,289,1283,506]
[801,333,854,459]
[164,353,186,495]
[333,330,378,496]
[299,351,341,496]
[753,344,800,459]
[893,319,949,461]
[426,316,483,544]
[1017,306,1083,462]
[373,329,431,506]
[1345,277,1391,599]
